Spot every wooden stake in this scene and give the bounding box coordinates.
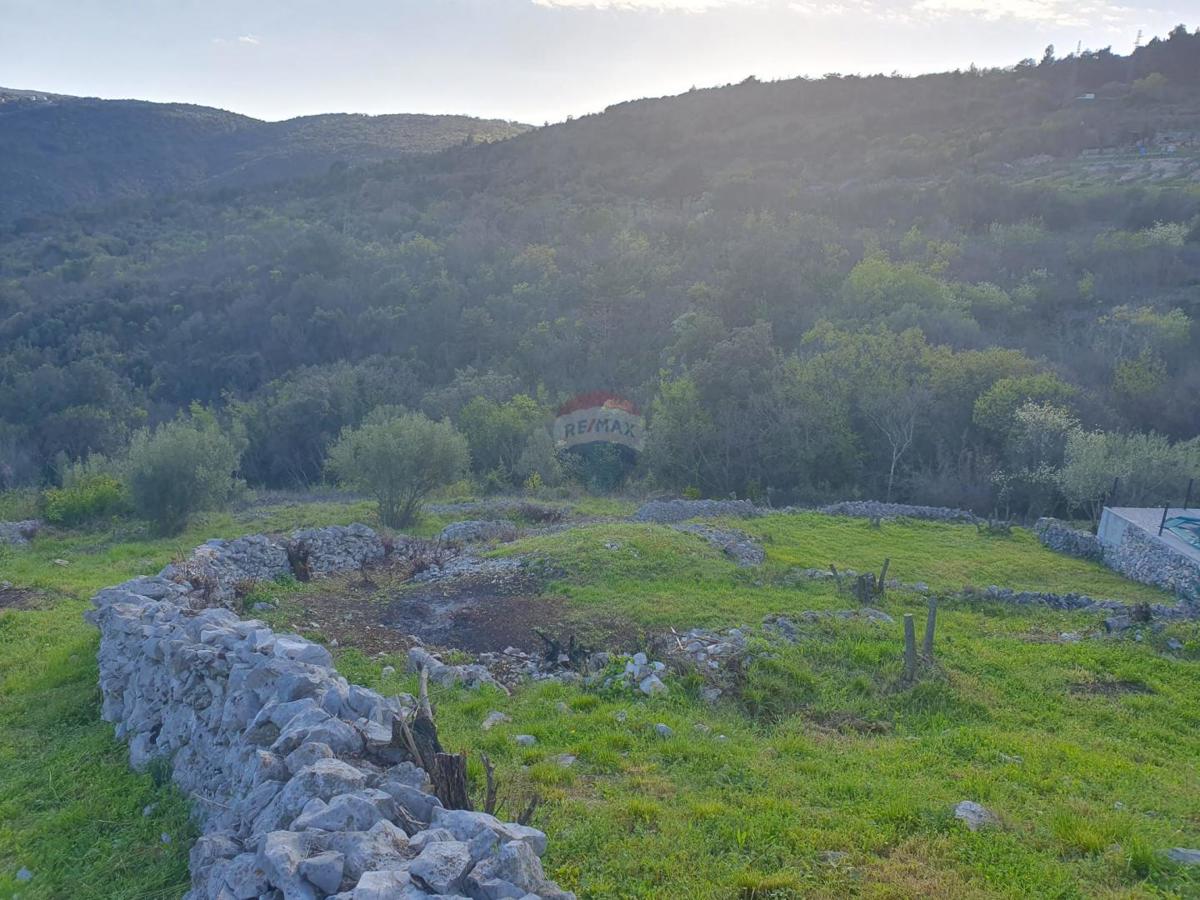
[923,597,937,659]
[433,752,472,811]
[418,665,434,721]
[481,753,499,816]
[903,614,917,680]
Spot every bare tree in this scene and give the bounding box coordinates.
[865,387,927,502]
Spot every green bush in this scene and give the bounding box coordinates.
[43,473,130,526]
[326,408,469,527]
[125,408,244,534]
[0,488,39,521]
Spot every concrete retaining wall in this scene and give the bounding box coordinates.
[1100,513,1200,604]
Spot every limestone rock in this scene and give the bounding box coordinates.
[439,520,520,544]
[1164,848,1200,865]
[298,850,346,894]
[481,711,511,731]
[954,800,999,831]
[0,519,40,547]
[409,840,473,893]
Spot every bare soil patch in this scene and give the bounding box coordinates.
[0,585,46,614]
[1068,680,1154,697]
[380,574,571,653]
[272,559,636,658]
[811,711,894,735]
[0,586,45,610]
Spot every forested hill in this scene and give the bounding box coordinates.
[0,87,531,224]
[1,27,1199,513]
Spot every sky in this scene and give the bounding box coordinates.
[0,0,1193,124]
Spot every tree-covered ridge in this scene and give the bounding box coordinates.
[1,27,1198,514]
[0,89,531,224]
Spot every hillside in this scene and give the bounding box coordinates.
[0,88,531,223]
[0,28,1198,516]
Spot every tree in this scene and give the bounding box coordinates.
[864,385,928,503]
[515,427,563,488]
[1060,430,1200,521]
[972,373,1076,445]
[124,408,244,535]
[993,401,1079,519]
[326,409,469,527]
[456,395,547,486]
[233,359,414,488]
[801,324,933,501]
[839,254,979,345]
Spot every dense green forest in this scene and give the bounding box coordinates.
[2,27,1199,517]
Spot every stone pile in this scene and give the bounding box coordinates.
[0,519,40,546]
[668,628,748,671]
[290,524,387,577]
[672,524,764,566]
[963,585,1192,620]
[88,525,574,900]
[633,613,898,702]
[438,520,520,545]
[601,652,669,696]
[1033,518,1103,562]
[166,534,292,604]
[406,647,501,691]
[411,554,528,583]
[819,501,977,523]
[166,524,386,607]
[632,498,760,524]
[476,647,600,687]
[781,566,1196,621]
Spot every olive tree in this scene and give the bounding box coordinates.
[327,409,469,527]
[124,408,244,534]
[1060,430,1200,522]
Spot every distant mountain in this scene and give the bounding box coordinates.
[0,88,531,222]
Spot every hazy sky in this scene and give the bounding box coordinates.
[1,0,1193,123]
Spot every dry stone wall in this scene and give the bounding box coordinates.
[1035,516,1199,604]
[632,498,760,524]
[1033,518,1104,562]
[1102,521,1200,604]
[88,524,573,900]
[818,501,977,523]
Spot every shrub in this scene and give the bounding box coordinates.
[515,427,563,488]
[326,409,469,528]
[43,473,130,526]
[0,488,40,521]
[124,408,244,534]
[523,471,544,495]
[456,395,547,484]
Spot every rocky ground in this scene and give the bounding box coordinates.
[246,504,1196,700]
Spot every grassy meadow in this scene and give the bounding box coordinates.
[1,498,1198,898]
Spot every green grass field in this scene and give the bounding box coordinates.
[2,499,1198,898]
